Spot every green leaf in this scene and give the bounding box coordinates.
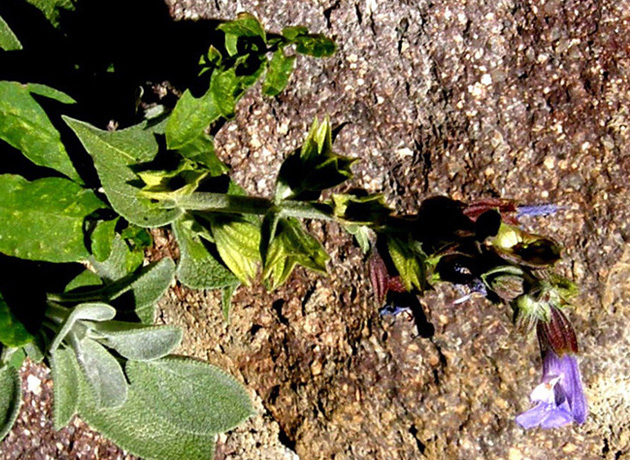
[386,236,425,291]
[295,34,336,57]
[54,259,175,324]
[210,216,261,285]
[89,322,182,361]
[344,224,371,254]
[281,26,309,41]
[177,133,229,175]
[64,272,103,293]
[64,117,181,228]
[49,302,117,353]
[24,337,45,363]
[263,217,329,290]
[172,214,239,290]
[51,347,79,429]
[118,258,176,324]
[24,0,75,27]
[0,81,80,182]
[218,13,266,42]
[0,365,21,441]
[262,49,296,97]
[0,15,22,51]
[25,83,76,104]
[74,337,128,408]
[127,357,253,435]
[331,193,392,225]
[90,218,118,262]
[64,270,104,292]
[276,117,356,201]
[210,68,239,118]
[77,362,217,460]
[6,348,26,369]
[222,284,238,323]
[89,235,144,282]
[165,89,221,150]
[0,292,33,347]
[0,175,104,262]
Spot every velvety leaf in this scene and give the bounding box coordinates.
[51,347,79,429]
[0,365,21,441]
[295,34,336,57]
[90,321,182,361]
[57,258,175,324]
[177,133,228,175]
[64,270,103,292]
[74,337,128,408]
[77,363,216,460]
[116,258,175,324]
[49,302,117,353]
[210,216,261,285]
[90,235,144,282]
[0,175,104,262]
[262,49,296,97]
[24,0,75,27]
[127,357,254,435]
[0,81,80,181]
[165,89,221,150]
[172,215,239,290]
[64,117,181,227]
[90,218,118,262]
[0,292,33,347]
[0,15,22,51]
[218,13,266,42]
[263,217,329,290]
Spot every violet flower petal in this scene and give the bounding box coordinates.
[517,351,588,429]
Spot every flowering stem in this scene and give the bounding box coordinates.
[172,192,334,221]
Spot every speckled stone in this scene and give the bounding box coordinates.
[3,0,630,459]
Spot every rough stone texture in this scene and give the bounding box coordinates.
[3,0,630,459]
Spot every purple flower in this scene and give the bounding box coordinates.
[516,350,588,429]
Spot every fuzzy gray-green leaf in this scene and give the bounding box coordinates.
[51,347,79,429]
[0,175,104,262]
[49,302,117,353]
[115,258,176,324]
[74,337,128,408]
[64,117,181,227]
[90,322,182,361]
[0,81,80,181]
[0,365,21,441]
[77,365,216,460]
[127,357,253,435]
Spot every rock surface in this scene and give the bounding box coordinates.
[3,0,630,459]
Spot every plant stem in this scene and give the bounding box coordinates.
[174,192,334,221]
